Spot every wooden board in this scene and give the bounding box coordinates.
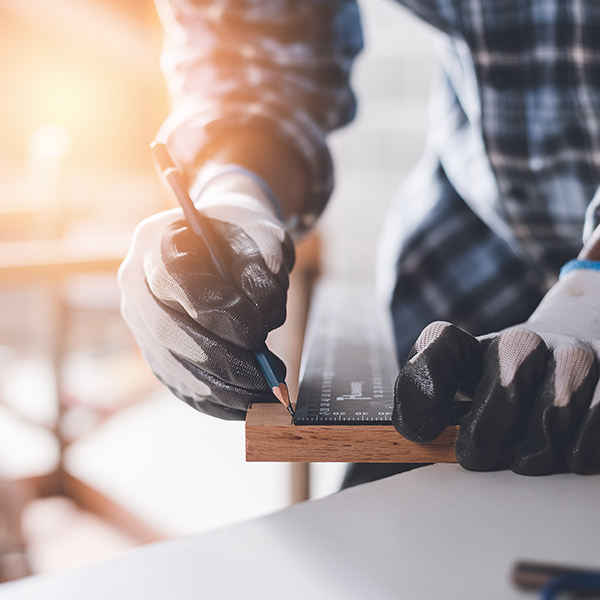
[246,404,600,465]
[245,403,459,463]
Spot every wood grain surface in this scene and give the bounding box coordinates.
[245,403,459,463]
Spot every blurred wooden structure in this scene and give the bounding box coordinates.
[0,229,164,544]
[0,217,322,552]
[267,233,322,503]
[0,237,131,282]
[0,478,31,583]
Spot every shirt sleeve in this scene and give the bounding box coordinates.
[154,0,364,232]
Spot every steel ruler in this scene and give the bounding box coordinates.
[294,280,398,425]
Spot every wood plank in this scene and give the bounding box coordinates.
[246,404,600,465]
[246,403,459,463]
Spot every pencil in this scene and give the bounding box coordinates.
[150,141,294,417]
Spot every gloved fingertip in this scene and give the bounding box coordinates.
[455,456,496,472]
[392,408,446,443]
[394,323,482,443]
[452,331,548,474]
[565,452,587,475]
[454,437,498,472]
[510,453,556,476]
[511,428,557,475]
[392,366,448,443]
[565,403,600,474]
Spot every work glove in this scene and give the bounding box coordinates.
[393,261,600,475]
[118,169,295,420]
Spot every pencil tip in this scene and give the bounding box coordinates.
[272,383,294,417]
[272,385,284,404]
[279,384,295,417]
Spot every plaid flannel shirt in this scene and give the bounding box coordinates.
[156,0,600,362]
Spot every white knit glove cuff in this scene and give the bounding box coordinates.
[191,164,285,223]
[526,261,600,342]
[189,170,289,277]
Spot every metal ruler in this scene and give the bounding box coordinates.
[294,280,398,425]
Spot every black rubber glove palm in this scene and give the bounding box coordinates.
[393,263,600,475]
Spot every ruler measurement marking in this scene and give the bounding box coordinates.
[294,282,397,426]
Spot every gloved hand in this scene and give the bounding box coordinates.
[118,170,295,420]
[393,261,600,475]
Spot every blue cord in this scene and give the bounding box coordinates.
[540,573,600,599]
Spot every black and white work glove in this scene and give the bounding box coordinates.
[118,169,295,420]
[393,261,600,475]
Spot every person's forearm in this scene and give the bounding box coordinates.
[197,131,309,222]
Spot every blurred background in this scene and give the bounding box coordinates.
[0,0,438,581]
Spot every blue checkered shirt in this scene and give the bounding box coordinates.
[156,0,600,362]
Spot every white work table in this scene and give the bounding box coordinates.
[1,464,599,599]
